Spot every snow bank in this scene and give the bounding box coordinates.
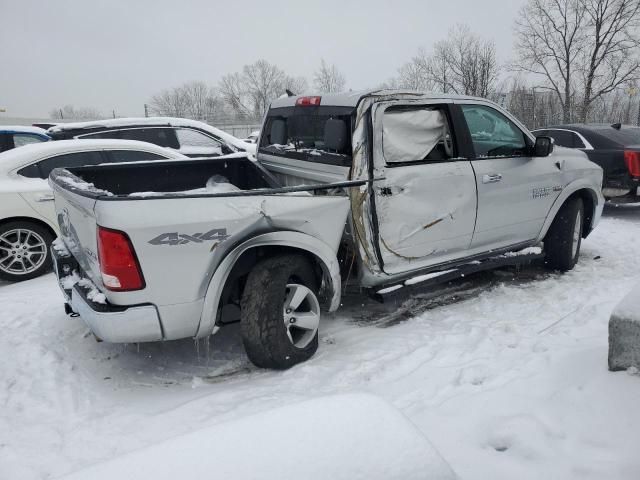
[59,393,456,480]
[609,282,640,371]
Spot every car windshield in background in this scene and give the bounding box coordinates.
[597,126,640,146]
[259,106,353,165]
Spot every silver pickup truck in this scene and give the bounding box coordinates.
[50,90,604,369]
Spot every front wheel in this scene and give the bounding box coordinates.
[0,221,54,282]
[544,197,584,272]
[240,254,320,369]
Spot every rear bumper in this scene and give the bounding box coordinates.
[52,245,163,343]
[70,286,163,343]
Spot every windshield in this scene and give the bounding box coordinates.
[259,106,354,165]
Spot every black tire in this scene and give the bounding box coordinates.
[544,197,584,272]
[0,220,54,282]
[240,254,319,369]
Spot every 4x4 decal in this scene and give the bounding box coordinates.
[149,228,229,246]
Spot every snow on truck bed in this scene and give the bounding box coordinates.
[2,206,640,479]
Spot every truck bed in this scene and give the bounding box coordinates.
[49,154,356,340]
[51,154,279,198]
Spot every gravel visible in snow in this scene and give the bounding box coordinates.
[2,205,640,479]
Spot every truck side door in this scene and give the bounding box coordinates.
[457,103,562,250]
[368,101,478,275]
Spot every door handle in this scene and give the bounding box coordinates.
[482,173,502,184]
[36,194,55,202]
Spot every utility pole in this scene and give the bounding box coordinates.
[144,104,149,118]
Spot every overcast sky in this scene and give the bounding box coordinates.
[1,0,526,118]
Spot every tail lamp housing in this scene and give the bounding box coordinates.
[97,226,145,291]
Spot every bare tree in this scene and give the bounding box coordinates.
[219,60,309,117]
[49,105,103,120]
[243,60,286,117]
[513,0,585,122]
[313,59,346,93]
[219,72,253,116]
[284,75,309,96]
[577,0,640,121]
[388,25,498,97]
[148,85,189,117]
[395,49,434,90]
[148,81,221,120]
[513,0,640,123]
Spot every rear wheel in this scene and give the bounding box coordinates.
[544,197,584,272]
[0,221,54,282]
[240,254,320,369]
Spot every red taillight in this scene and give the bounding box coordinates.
[624,150,640,177]
[295,96,321,106]
[97,226,145,291]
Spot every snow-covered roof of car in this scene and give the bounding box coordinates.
[269,89,484,109]
[47,117,252,152]
[0,125,49,136]
[0,138,186,171]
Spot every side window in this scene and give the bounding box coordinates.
[81,128,179,149]
[31,151,105,179]
[105,150,168,163]
[175,128,223,154]
[546,130,574,148]
[13,134,48,148]
[571,133,586,149]
[382,106,454,164]
[117,128,179,149]
[461,105,528,157]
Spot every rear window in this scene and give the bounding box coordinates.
[259,106,353,166]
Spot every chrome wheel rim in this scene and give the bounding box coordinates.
[0,229,48,275]
[572,210,582,258]
[283,283,320,349]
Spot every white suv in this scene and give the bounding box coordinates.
[0,139,186,282]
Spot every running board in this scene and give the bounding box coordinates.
[369,247,545,302]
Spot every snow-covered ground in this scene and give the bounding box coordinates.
[2,205,640,479]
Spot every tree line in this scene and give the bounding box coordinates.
[50,0,640,128]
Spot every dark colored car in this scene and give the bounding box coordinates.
[47,117,255,158]
[533,124,640,201]
[0,126,50,153]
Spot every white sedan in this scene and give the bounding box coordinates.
[0,139,187,282]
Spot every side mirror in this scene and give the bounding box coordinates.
[534,136,554,157]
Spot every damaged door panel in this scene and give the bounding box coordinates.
[367,100,478,275]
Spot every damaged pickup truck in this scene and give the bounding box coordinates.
[50,90,605,369]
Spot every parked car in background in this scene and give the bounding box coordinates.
[533,124,640,201]
[50,90,604,369]
[0,126,50,153]
[47,117,257,157]
[0,139,187,282]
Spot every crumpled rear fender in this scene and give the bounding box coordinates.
[195,231,342,338]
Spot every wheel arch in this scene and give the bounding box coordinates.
[0,216,58,239]
[195,231,342,338]
[537,183,602,242]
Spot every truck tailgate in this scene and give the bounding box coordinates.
[50,181,102,288]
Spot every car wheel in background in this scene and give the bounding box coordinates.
[544,197,584,272]
[240,254,320,369]
[0,221,54,282]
